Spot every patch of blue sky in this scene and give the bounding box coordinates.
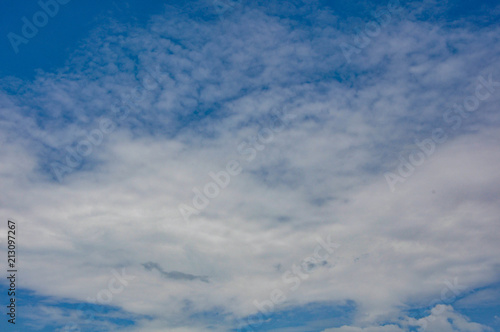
[0,0,170,80]
[234,300,357,331]
[0,282,141,331]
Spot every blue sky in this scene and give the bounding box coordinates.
[1,0,500,331]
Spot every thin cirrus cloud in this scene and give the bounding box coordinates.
[0,0,499,331]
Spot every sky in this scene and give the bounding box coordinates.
[1,0,500,331]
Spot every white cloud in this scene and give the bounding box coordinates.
[322,325,404,332]
[323,305,492,332]
[0,0,500,330]
[410,305,493,332]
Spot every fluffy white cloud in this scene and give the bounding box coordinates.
[409,305,493,332]
[322,325,404,332]
[323,305,493,332]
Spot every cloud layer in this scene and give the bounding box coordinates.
[1,0,500,331]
